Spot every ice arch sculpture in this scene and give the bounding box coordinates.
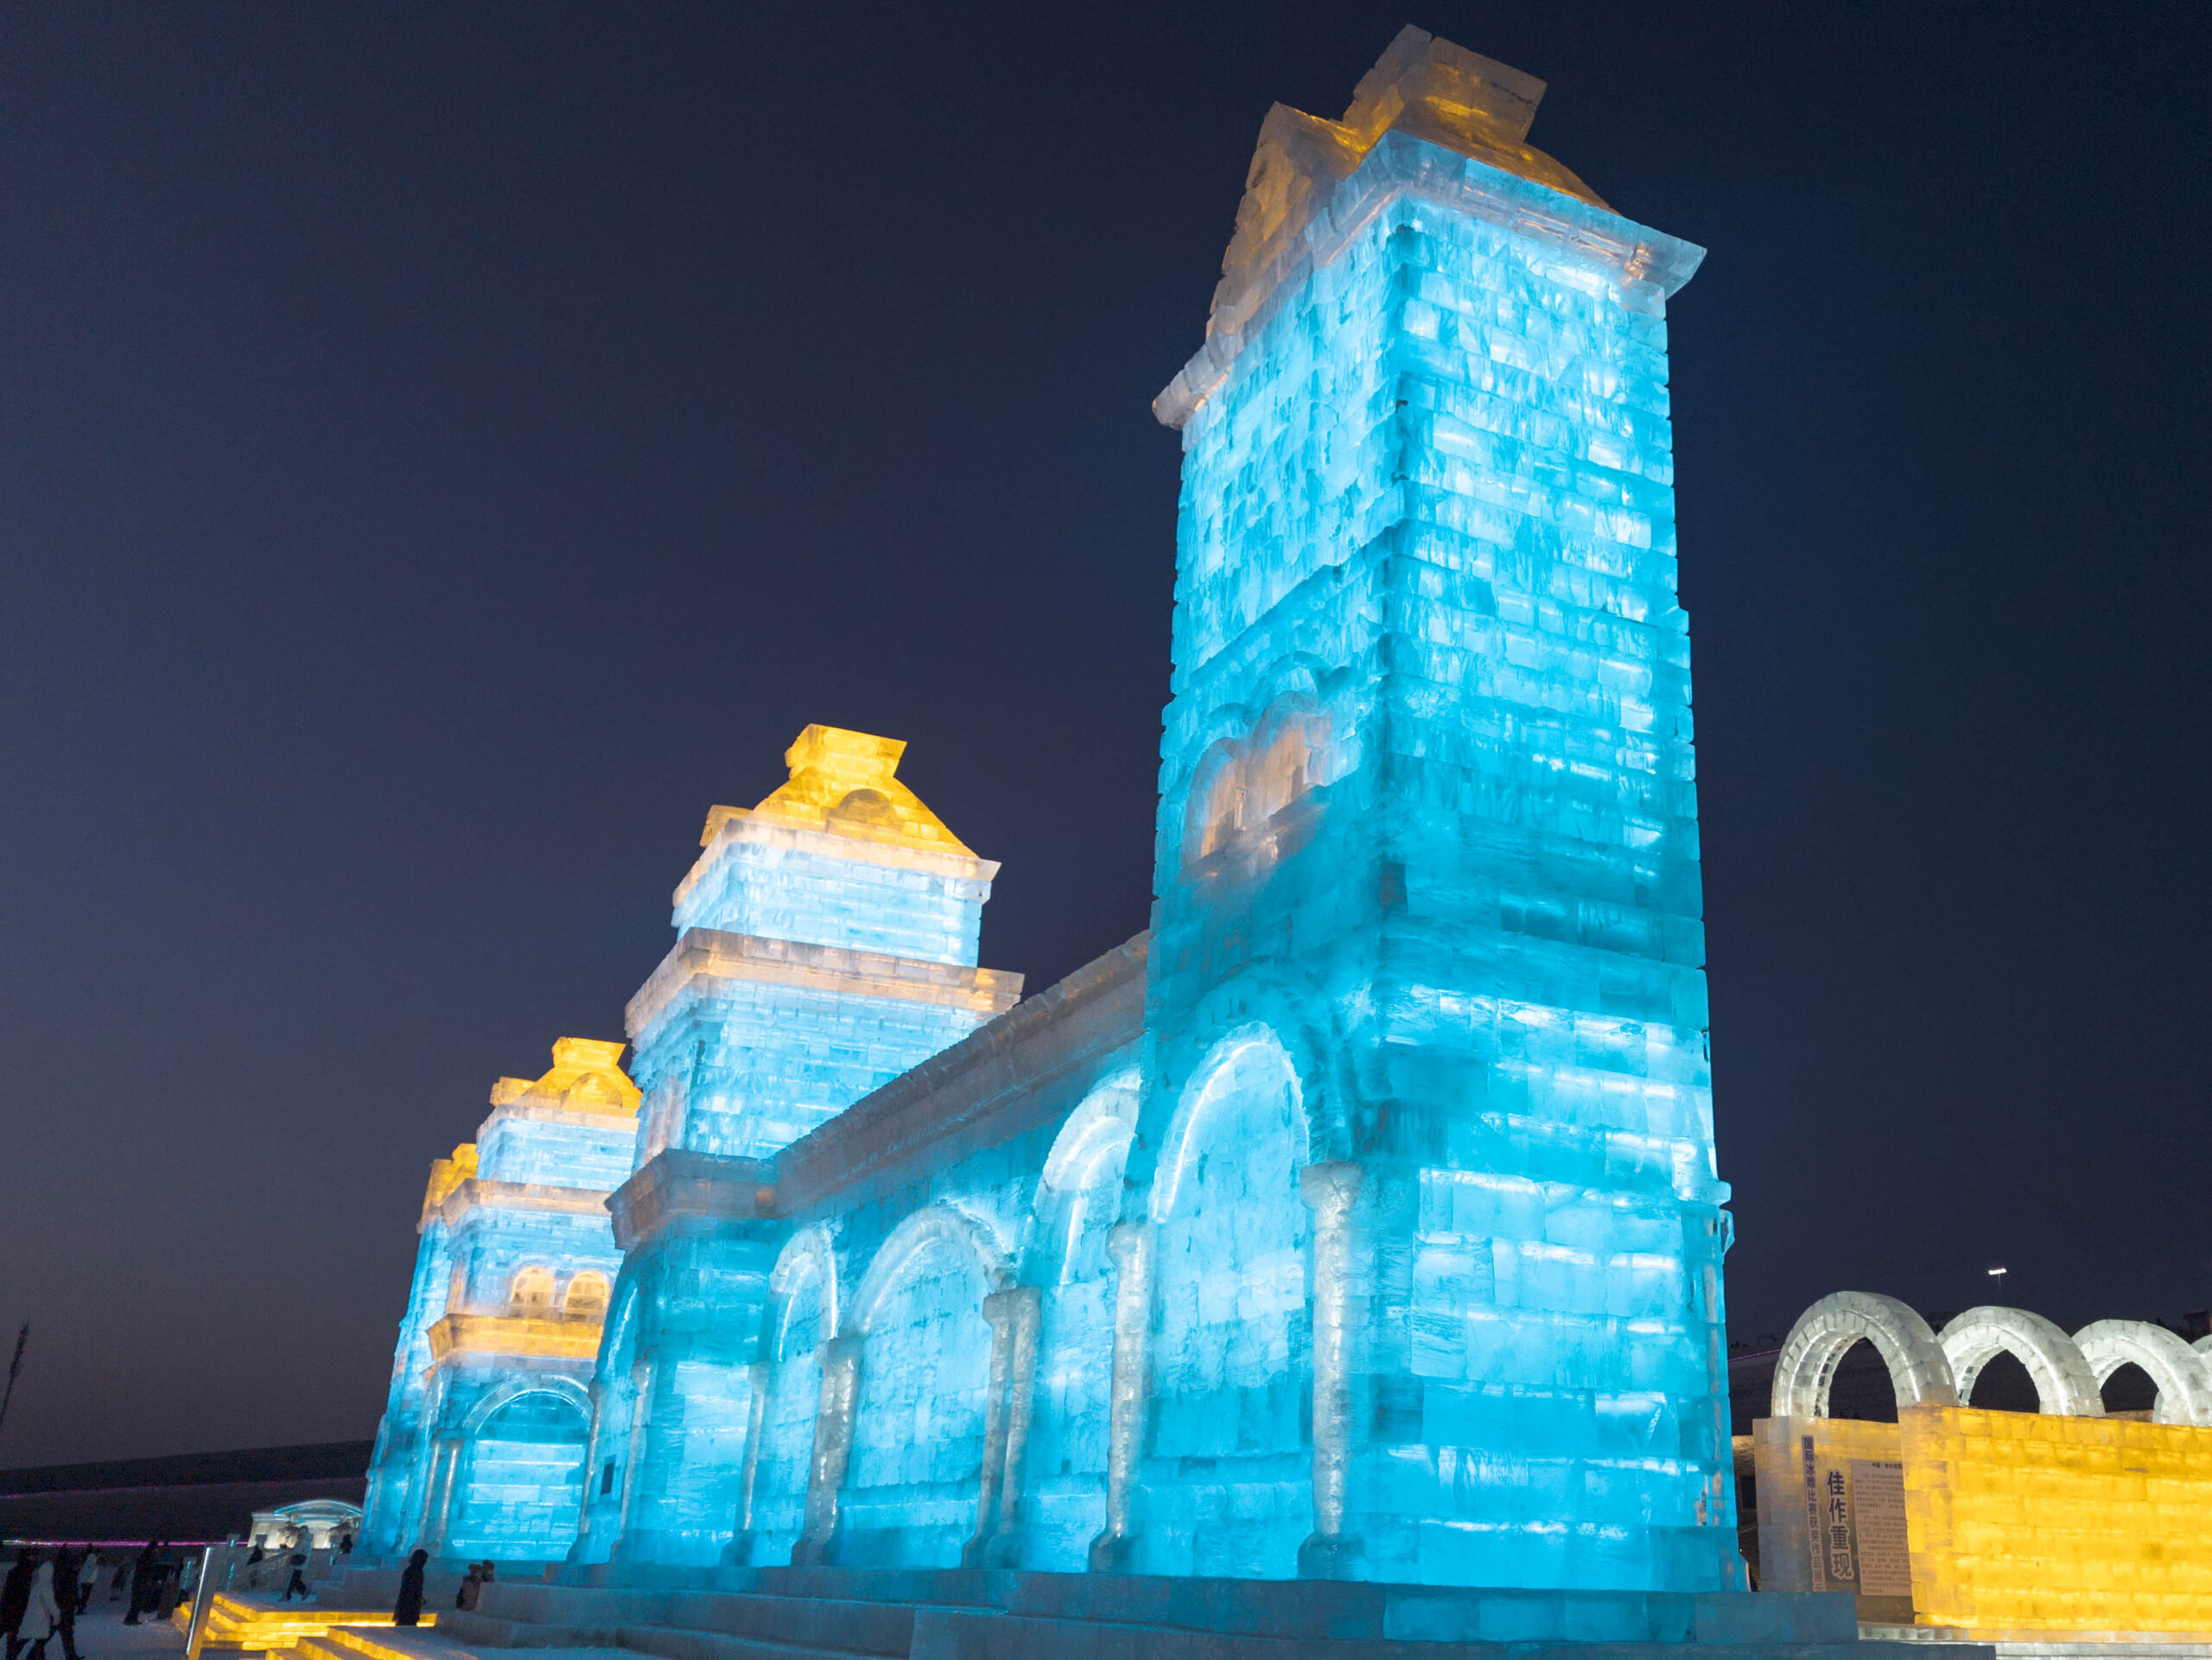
[1937,1307,2103,1417]
[745,1228,838,1565]
[849,1205,1013,1334]
[1770,1291,1959,1419]
[2075,1320,2212,1426]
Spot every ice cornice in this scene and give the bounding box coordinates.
[1156,29,1705,431]
[625,925,1024,1046]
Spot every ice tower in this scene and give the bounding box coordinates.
[572,726,1021,1564]
[359,1039,640,1561]
[1114,29,1732,1587]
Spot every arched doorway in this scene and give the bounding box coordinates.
[753,1237,836,1564]
[1143,1028,1310,1578]
[447,1385,591,1560]
[842,1212,1001,1566]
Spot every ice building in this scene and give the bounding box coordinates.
[359,1040,640,1560]
[362,28,1734,1593]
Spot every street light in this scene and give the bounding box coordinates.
[1987,1266,2008,1297]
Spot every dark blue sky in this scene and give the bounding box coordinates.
[2,3,2206,1466]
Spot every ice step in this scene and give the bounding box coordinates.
[461,1590,909,1656]
[615,1625,893,1660]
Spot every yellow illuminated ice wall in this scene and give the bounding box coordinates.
[359,1039,640,1561]
[1757,1291,2212,1638]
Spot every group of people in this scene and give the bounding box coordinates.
[1,1539,177,1660]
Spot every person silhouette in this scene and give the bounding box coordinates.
[392,1550,428,1627]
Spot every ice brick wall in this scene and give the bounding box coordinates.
[1128,34,1735,1590]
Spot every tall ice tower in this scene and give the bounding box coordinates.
[1123,29,1732,1588]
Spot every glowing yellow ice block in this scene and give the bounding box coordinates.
[193,1593,434,1652]
[1901,1403,2212,1638]
[423,1311,604,1365]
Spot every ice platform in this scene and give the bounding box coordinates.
[296,1566,1996,1660]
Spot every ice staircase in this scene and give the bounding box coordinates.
[281,1566,1997,1660]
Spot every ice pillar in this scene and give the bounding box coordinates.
[1299,1161,1364,1575]
[792,1335,861,1566]
[966,1285,1041,1567]
[588,727,1019,1564]
[1088,1220,1154,1571]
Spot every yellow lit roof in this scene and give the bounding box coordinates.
[700,723,975,856]
[421,1143,477,1220]
[487,1036,641,1116]
[1326,26,1606,210]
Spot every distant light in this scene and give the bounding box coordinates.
[1988,1266,2008,1277]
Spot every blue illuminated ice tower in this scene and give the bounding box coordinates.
[571,725,1020,1564]
[1124,29,1733,1588]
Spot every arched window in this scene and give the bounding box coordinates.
[563,1272,611,1318]
[1194,723,1310,859]
[509,1265,556,1316]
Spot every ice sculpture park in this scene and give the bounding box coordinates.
[345,29,1776,1634]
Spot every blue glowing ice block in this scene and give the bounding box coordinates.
[1123,28,1735,1589]
[571,726,1020,1567]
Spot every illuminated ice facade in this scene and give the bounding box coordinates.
[364,27,1737,1594]
[359,1040,641,1561]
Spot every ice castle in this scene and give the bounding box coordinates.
[360,27,1732,1593]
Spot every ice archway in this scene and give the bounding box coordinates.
[2075,1320,2212,1426]
[1770,1291,1959,1419]
[1937,1307,2102,1417]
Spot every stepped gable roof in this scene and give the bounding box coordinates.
[487,1036,641,1116]
[699,723,976,859]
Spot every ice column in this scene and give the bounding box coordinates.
[1088,1220,1154,1571]
[966,1285,1041,1566]
[728,1359,770,1559]
[588,727,1018,1565]
[792,1335,861,1565]
[1299,1161,1363,1574]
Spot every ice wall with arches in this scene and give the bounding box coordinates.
[364,28,1738,1593]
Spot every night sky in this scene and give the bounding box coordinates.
[3,3,2207,1467]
